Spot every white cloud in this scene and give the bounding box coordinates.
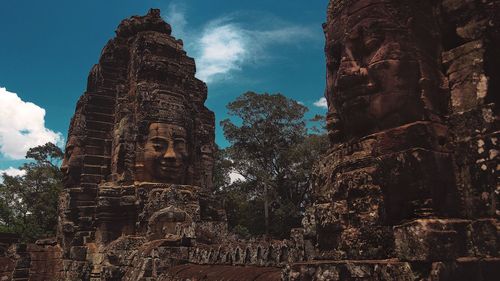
[165,2,187,39]
[0,167,26,183]
[314,97,328,109]
[163,7,316,83]
[196,23,248,82]
[0,87,63,159]
[191,16,314,83]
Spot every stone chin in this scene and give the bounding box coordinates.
[152,164,186,183]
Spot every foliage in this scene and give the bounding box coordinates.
[223,188,265,239]
[0,142,63,242]
[213,145,233,191]
[25,142,63,168]
[218,92,328,238]
[221,92,308,187]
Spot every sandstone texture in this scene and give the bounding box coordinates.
[0,1,498,280]
[286,0,499,280]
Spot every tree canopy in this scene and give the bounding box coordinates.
[0,143,63,242]
[218,92,328,238]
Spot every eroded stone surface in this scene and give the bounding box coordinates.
[324,0,448,143]
[285,0,499,280]
[55,8,219,280]
[1,1,498,280]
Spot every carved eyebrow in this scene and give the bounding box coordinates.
[172,129,187,136]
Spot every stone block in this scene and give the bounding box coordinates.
[69,246,88,261]
[286,260,414,281]
[468,219,499,257]
[394,219,470,261]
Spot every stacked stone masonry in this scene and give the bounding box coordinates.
[0,0,498,280]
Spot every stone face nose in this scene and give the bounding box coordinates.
[163,142,177,159]
[337,68,371,93]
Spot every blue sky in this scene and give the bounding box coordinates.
[0,0,328,175]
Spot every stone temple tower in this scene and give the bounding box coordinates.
[58,9,223,280]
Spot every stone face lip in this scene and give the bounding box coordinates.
[116,8,172,38]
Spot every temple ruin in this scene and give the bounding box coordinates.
[0,1,498,280]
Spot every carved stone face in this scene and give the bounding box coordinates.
[60,136,83,187]
[142,123,188,183]
[326,6,440,138]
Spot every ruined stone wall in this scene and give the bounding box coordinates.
[0,236,63,281]
[442,0,499,221]
[0,233,17,281]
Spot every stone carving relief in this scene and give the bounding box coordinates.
[137,123,190,184]
[60,135,84,188]
[325,0,448,142]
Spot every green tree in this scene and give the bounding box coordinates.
[0,142,63,242]
[220,92,328,238]
[213,144,232,191]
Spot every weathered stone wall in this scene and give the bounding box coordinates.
[285,0,499,280]
[0,238,62,281]
[441,0,499,221]
[0,233,17,281]
[87,183,297,280]
[25,242,63,281]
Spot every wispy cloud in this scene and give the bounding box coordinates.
[194,18,314,83]
[196,22,248,82]
[314,97,328,109]
[0,167,26,183]
[165,2,187,39]
[0,87,63,159]
[162,6,316,84]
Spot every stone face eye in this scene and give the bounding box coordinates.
[362,22,385,54]
[175,139,187,153]
[175,139,185,146]
[152,141,167,152]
